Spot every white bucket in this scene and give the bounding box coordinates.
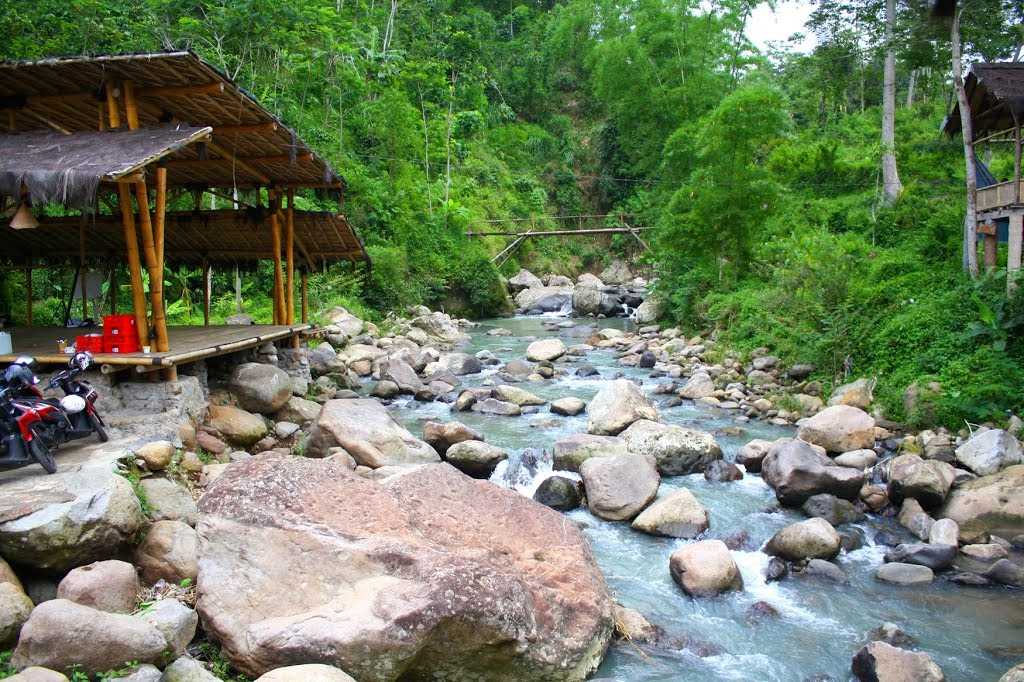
[0,332,11,355]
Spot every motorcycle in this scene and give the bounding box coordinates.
[5,353,108,445]
[0,386,62,474]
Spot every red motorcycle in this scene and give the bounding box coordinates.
[0,386,62,474]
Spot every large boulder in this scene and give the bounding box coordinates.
[668,540,742,597]
[552,434,628,472]
[631,488,709,538]
[736,439,773,473]
[764,518,841,561]
[12,600,168,675]
[56,560,139,614]
[633,298,661,325]
[494,385,547,407]
[0,583,33,647]
[411,312,468,346]
[323,307,365,338]
[137,598,198,659]
[307,399,440,467]
[229,363,293,414]
[422,421,482,456]
[940,465,1024,543]
[140,477,198,525]
[572,287,602,316]
[532,476,583,511]
[0,443,144,572]
[587,380,659,436]
[620,420,722,476]
[796,405,875,453]
[196,457,613,680]
[378,358,423,394]
[579,453,660,521]
[439,352,482,376]
[678,372,715,400]
[256,665,356,682]
[827,377,875,409]
[883,543,956,571]
[134,520,199,585]
[760,439,864,506]
[508,269,543,293]
[275,396,323,424]
[599,259,633,285]
[515,286,573,313]
[526,339,567,362]
[851,641,945,682]
[444,441,507,478]
[206,405,268,446]
[887,454,955,510]
[955,429,1022,476]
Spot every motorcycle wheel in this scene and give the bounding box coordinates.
[28,428,57,474]
[89,413,109,443]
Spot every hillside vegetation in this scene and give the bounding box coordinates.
[3,0,1024,426]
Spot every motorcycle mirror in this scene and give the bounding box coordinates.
[73,352,91,371]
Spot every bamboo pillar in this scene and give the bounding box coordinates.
[269,192,286,325]
[301,270,308,323]
[134,180,169,352]
[203,261,211,327]
[1009,212,1023,293]
[117,184,149,348]
[104,82,120,129]
[25,266,32,327]
[79,216,88,322]
[154,167,167,269]
[285,190,295,325]
[123,82,139,130]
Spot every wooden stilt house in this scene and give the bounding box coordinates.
[943,62,1024,287]
[0,51,368,376]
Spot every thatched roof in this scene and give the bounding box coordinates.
[943,63,1024,139]
[0,125,210,206]
[0,51,342,190]
[3,210,366,269]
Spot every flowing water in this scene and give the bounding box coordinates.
[384,315,1024,681]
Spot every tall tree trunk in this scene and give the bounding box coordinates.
[952,9,979,277]
[881,0,903,205]
[906,68,917,107]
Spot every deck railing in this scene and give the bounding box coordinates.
[978,181,1024,211]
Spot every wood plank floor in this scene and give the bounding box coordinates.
[0,324,312,366]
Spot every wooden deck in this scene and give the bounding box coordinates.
[0,324,313,369]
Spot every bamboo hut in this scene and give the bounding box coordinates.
[0,51,368,377]
[943,62,1024,286]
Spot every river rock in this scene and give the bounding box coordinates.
[631,488,709,538]
[275,396,321,424]
[579,453,660,521]
[620,420,722,475]
[137,598,197,658]
[765,518,841,561]
[668,540,742,597]
[553,434,628,472]
[875,562,934,586]
[256,665,357,682]
[3,669,70,682]
[139,478,198,525]
[1000,664,1024,682]
[422,421,482,456]
[229,363,293,414]
[0,445,144,572]
[134,520,198,586]
[633,298,661,324]
[495,385,547,407]
[444,441,507,478]
[307,399,439,466]
[471,398,522,416]
[587,380,659,435]
[834,449,878,469]
[56,559,138,614]
[761,439,864,506]
[797,405,875,453]
[508,268,543,292]
[704,460,743,482]
[940,464,1024,543]
[379,358,423,394]
[12,600,167,674]
[929,518,959,546]
[526,338,567,362]
[884,543,957,571]
[572,286,602,316]
[828,378,875,409]
[679,372,715,400]
[515,286,573,313]
[161,656,219,682]
[898,498,935,540]
[0,582,33,647]
[887,454,955,509]
[736,439,773,473]
[801,494,864,526]
[533,476,584,511]
[599,259,633,285]
[955,429,1022,476]
[324,307,365,337]
[551,397,586,416]
[135,441,174,470]
[196,456,613,679]
[851,641,945,682]
[206,405,268,446]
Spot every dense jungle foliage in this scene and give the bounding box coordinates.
[2,0,1024,426]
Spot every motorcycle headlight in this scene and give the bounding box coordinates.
[59,395,87,414]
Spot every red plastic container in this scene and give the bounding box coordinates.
[75,334,104,353]
[103,314,136,337]
[102,336,140,354]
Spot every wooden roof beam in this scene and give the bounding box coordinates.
[136,82,225,98]
[199,141,272,185]
[214,122,278,136]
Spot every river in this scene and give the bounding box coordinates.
[384,315,1024,681]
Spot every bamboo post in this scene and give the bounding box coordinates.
[24,266,32,326]
[104,82,120,129]
[134,180,169,352]
[300,270,308,323]
[78,216,89,322]
[154,167,167,270]
[269,192,286,324]
[203,261,211,327]
[286,190,295,325]
[123,81,139,130]
[117,184,149,348]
